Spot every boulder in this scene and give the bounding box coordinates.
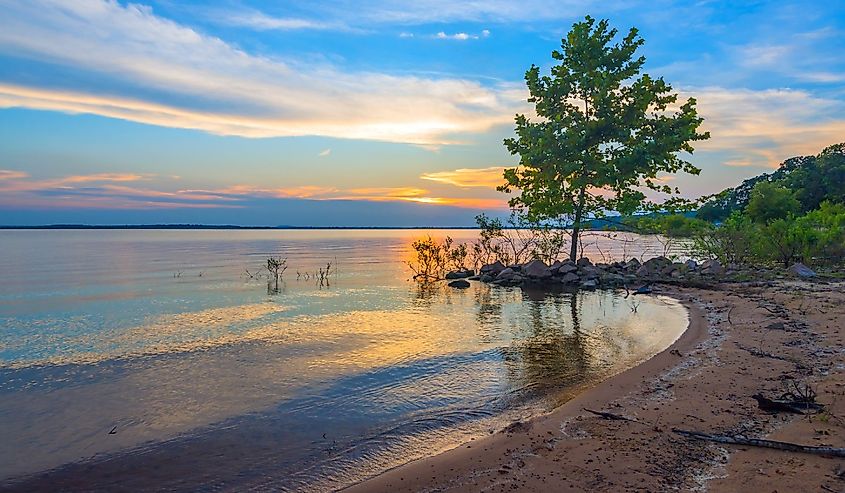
[448,279,471,289]
[637,256,672,277]
[684,259,698,271]
[549,260,564,271]
[700,259,724,275]
[445,270,472,279]
[480,261,506,275]
[479,274,494,283]
[787,262,816,278]
[557,261,578,275]
[579,266,600,280]
[576,257,593,268]
[560,272,580,284]
[623,258,641,271]
[522,259,552,279]
[496,267,516,279]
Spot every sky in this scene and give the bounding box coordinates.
[1,0,844,226]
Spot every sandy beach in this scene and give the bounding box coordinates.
[347,279,845,492]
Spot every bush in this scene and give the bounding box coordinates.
[693,212,756,266]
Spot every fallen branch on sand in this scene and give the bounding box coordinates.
[583,408,638,422]
[735,342,796,363]
[672,429,845,458]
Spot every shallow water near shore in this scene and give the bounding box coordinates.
[0,229,688,491]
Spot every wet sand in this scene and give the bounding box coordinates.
[347,280,845,492]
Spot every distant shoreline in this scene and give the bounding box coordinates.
[0,225,483,230]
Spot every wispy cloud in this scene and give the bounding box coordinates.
[318,148,331,157]
[435,31,475,40]
[209,8,338,31]
[420,166,506,187]
[0,1,525,146]
[0,170,508,210]
[691,87,845,167]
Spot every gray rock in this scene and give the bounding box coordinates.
[700,259,724,275]
[479,274,494,283]
[787,262,816,278]
[496,267,516,279]
[624,258,641,271]
[576,257,593,268]
[557,262,578,275]
[480,261,506,275]
[580,279,597,289]
[445,270,470,279]
[579,266,600,280]
[448,279,471,288]
[684,259,698,271]
[549,260,564,271]
[522,259,552,279]
[560,272,580,284]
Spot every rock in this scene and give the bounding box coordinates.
[479,274,494,283]
[684,259,698,271]
[496,267,516,279]
[480,261,506,275]
[580,279,597,289]
[576,257,593,268]
[467,275,480,281]
[787,262,816,278]
[522,259,552,279]
[700,259,724,275]
[448,279,470,289]
[445,270,471,279]
[624,258,641,271]
[557,261,578,275]
[636,256,672,277]
[549,260,564,271]
[579,266,600,280]
[560,272,580,284]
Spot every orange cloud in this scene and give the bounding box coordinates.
[420,166,507,188]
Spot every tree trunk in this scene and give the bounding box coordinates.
[569,187,587,261]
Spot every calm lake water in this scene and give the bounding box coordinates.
[0,230,688,491]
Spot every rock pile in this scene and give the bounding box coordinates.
[446,256,728,290]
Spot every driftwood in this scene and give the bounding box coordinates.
[673,429,845,458]
[735,343,794,363]
[583,408,637,422]
[752,394,806,414]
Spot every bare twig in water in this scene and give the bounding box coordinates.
[673,428,845,457]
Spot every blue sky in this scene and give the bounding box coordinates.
[1,0,844,226]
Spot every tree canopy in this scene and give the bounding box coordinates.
[500,16,709,260]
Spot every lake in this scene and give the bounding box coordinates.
[0,229,688,491]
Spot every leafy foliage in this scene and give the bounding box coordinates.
[500,16,709,260]
[745,181,800,224]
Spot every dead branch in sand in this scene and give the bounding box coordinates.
[672,428,845,458]
[583,408,638,422]
[734,342,794,363]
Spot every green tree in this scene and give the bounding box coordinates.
[745,181,800,224]
[500,16,709,261]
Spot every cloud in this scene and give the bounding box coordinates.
[318,148,331,157]
[0,170,30,180]
[420,166,506,188]
[209,9,338,31]
[436,31,474,40]
[0,1,526,146]
[690,87,845,167]
[398,32,414,38]
[0,170,508,210]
